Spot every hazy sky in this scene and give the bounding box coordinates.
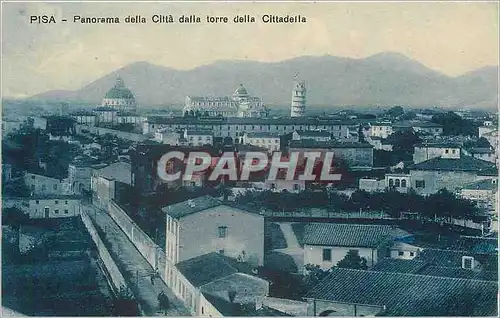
[2,1,498,98]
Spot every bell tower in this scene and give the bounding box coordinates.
[291,75,306,117]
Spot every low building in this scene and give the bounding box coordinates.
[409,154,497,195]
[2,119,24,135]
[413,142,461,164]
[154,129,181,145]
[17,195,81,219]
[183,129,214,147]
[162,196,265,266]
[289,140,374,168]
[358,178,385,193]
[250,179,306,193]
[385,173,411,193]
[302,223,409,271]
[242,132,281,152]
[24,172,69,196]
[176,252,269,316]
[464,147,496,163]
[369,122,393,139]
[304,267,498,316]
[291,130,332,142]
[460,178,498,203]
[91,162,132,209]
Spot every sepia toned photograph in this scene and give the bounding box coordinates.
[1,1,498,316]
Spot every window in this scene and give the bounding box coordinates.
[398,251,404,256]
[65,201,68,205]
[219,249,225,255]
[322,249,332,261]
[293,184,300,191]
[395,179,401,187]
[389,179,394,187]
[401,179,407,188]
[54,209,59,214]
[415,180,425,188]
[64,210,69,214]
[409,252,415,257]
[445,149,449,154]
[218,226,227,238]
[36,200,39,204]
[462,256,474,269]
[270,183,276,189]
[55,200,59,204]
[53,184,57,190]
[452,149,456,154]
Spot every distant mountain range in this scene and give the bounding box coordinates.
[28,52,498,110]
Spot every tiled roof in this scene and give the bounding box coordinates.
[302,223,409,248]
[467,147,495,154]
[162,195,222,219]
[371,258,498,282]
[410,155,496,172]
[245,132,281,138]
[415,248,498,270]
[162,195,262,219]
[461,179,498,191]
[418,266,498,282]
[93,162,131,185]
[371,258,428,274]
[289,140,373,149]
[305,268,498,316]
[176,252,252,287]
[295,130,331,137]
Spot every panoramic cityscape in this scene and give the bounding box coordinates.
[2,1,499,317]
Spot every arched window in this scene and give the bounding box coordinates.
[395,179,401,187]
[401,179,407,187]
[389,179,394,187]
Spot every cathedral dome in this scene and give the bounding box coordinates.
[102,77,137,112]
[233,84,249,98]
[105,78,135,99]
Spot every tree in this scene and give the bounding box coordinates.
[303,264,329,289]
[385,106,405,118]
[336,250,368,270]
[431,111,477,136]
[388,130,421,161]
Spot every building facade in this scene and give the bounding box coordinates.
[163,196,265,266]
[184,84,268,118]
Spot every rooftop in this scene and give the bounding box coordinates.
[467,147,495,154]
[415,248,498,270]
[410,155,496,172]
[93,162,132,185]
[371,258,498,282]
[294,130,331,137]
[305,268,497,316]
[289,140,373,149]
[302,223,409,248]
[245,132,281,138]
[161,195,262,219]
[147,116,355,126]
[176,252,254,287]
[461,179,498,191]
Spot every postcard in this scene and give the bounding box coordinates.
[1,1,498,317]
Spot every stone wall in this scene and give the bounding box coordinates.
[107,200,222,316]
[80,210,129,295]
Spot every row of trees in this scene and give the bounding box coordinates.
[234,188,482,221]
